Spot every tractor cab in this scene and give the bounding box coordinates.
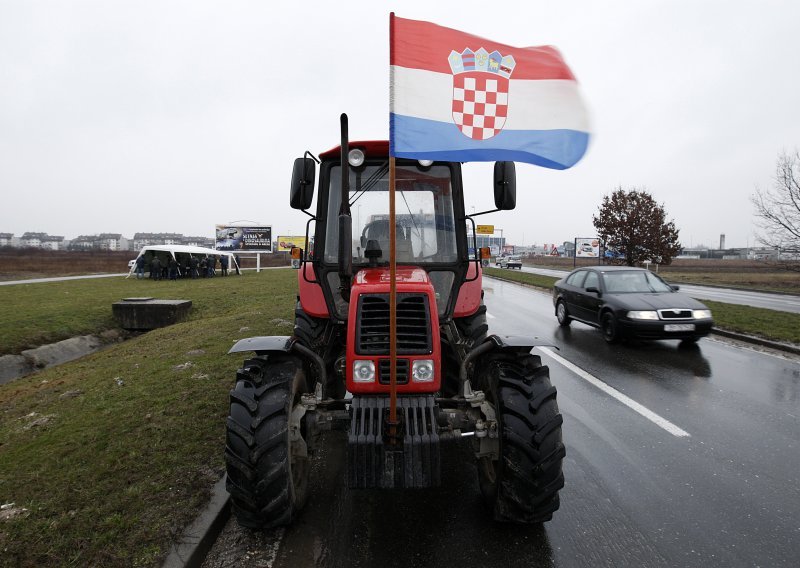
[290,140,516,323]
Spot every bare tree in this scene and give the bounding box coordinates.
[593,187,682,266]
[751,150,800,269]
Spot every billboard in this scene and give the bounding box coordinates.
[215,225,272,252]
[276,236,306,252]
[575,237,600,258]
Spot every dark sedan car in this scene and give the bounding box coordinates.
[552,266,713,343]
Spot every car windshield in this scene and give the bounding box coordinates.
[323,162,458,265]
[602,270,674,293]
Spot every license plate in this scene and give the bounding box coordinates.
[664,323,695,332]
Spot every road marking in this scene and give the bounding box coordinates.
[537,346,691,438]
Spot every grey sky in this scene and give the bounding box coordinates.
[2,0,798,249]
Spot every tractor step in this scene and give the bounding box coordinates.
[347,395,441,489]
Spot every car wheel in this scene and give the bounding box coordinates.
[601,312,620,344]
[556,300,571,327]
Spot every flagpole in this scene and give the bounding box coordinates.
[388,156,398,441]
[388,12,399,442]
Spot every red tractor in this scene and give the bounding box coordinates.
[225,115,565,528]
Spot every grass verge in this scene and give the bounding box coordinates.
[484,267,800,345]
[0,270,297,566]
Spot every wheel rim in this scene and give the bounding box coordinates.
[557,303,566,323]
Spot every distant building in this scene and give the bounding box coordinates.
[20,232,48,248]
[13,232,64,250]
[132,232,184,250]
[181,235,215,248]
[69,235,98,250]
[96,233,127,251]
[40,235,65,250]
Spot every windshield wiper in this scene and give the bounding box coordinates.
[349,162,389,206]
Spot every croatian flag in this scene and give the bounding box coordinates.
[390,14,590,170]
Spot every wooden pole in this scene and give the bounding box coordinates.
[388,156,398,438]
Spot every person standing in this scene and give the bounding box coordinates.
[135,255,145,279]
[150,256,162,281]
[189,255,199,279]
[207,256,216,277]
[168,257,179,280]
[220,254,228,276]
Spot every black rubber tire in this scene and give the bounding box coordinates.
[225,355,309,529]
[476,352,565,523]
[600,312,620,343]
[602,312,620,344]
[293,301,327,349]
[455,303,488,348]
[555,300,571,327]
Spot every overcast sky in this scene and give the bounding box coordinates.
[2,0,799,250]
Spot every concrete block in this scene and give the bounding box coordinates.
[112,298,192,330]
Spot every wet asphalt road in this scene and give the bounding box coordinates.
[202,278,800,568]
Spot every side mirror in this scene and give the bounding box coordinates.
[671,284,680,291]
[493,161,516,210]
[290,157,316,210]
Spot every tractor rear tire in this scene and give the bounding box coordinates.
[294,301,328,349]
[225,355,309,529]
[455,303,488,347]
[441,303,489,397]
[476,352,565,523]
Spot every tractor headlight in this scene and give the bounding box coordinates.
[627,310,659,320]
[692,309,712,319]
[412,359,435,382]
[348,148,365,168]
[352,360,375,382]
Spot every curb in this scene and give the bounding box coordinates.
[710,328,800,356]
[162,475,231,568]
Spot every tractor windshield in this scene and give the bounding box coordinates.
[324,162,458,266]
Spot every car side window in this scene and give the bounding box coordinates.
[565,270,586,287]
[583,271,599,290]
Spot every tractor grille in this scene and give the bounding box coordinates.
[378,358,410,385]
[658,308,693,320]
[357,294,431,354]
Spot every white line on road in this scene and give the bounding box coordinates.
[537,346,691,438]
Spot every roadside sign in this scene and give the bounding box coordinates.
[476,224,494,235]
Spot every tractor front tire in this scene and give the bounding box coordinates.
[477,352,565,523]
[225,355,309,529]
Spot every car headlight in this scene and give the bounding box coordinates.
[412,359,435,382]
[352,360,375,382]
[692,309,712,319]
[627,310,659,320]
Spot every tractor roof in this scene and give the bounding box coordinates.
[319,140,389,160]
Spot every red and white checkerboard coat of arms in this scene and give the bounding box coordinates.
[452,73,509,140]
[449,48,515,141]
